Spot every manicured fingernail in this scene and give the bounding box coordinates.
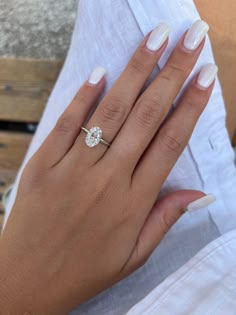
[88,66,106,85]
[186,194,216,212]
[183,20,209,51]
[146,23,171,51]
[197,63,218,88]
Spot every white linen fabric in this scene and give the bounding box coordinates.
[126,227,236,315]
[2,0,236,314]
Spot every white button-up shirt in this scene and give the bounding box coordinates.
[3,1,236,314]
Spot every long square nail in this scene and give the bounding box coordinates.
[146,23,171,51]
[184,20,209,51]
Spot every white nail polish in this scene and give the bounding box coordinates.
[197,63,218,88]
[184,20,209,51]
[186,194,216,212]
[88,66,106,85]
[146,23,171,51]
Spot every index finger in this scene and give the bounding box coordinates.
[68,23,170,165]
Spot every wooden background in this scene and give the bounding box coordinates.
[0,58,63,229]
[0,46,235,230]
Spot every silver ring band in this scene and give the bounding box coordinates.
[81,126,110,148]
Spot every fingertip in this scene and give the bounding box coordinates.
[186,193,216,213]
[87,66,107,86]
[180,20,209,52]
[145,23,171,53]
[195,63,218,90]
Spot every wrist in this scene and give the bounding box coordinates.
[0,239,67,315]
[0,248,18,315]
[0,239,38,315]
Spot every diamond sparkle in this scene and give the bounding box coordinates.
[85,127,103,147]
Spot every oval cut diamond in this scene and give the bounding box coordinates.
[85,127,103,147]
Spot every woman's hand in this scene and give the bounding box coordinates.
[0,21,217,315]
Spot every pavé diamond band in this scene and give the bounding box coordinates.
[81,126,110,148]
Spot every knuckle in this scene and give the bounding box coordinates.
[93,182,109,205]
[159,212,174,235]
[76,95,89,108]
[92,174,113,205]
[136,252,150,269]
[98,97,126,125]
[132,257,149,272]
[135,98,162,128]
[185,90,206,114]
[116,205,131,227]
[163,62,188,81]
[160,129,185,156]
[184,95,195,108]
[129,54,146,74]
[55,114,75,134]
[184,97,198,118]
[93,186,108,205]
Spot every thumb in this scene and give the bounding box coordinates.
[126,190,216,272]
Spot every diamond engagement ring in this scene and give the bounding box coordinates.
[81,126,110,148]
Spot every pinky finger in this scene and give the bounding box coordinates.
[153,63,218,180]
[34,66,106,169]
[132,63,218,197]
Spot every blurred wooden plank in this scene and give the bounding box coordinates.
[0,131,32,171]
[0,131,32,229]
[0,57,63,233]
[0,58,63,122]
[0,131,32,232]
[0,168,17,197]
